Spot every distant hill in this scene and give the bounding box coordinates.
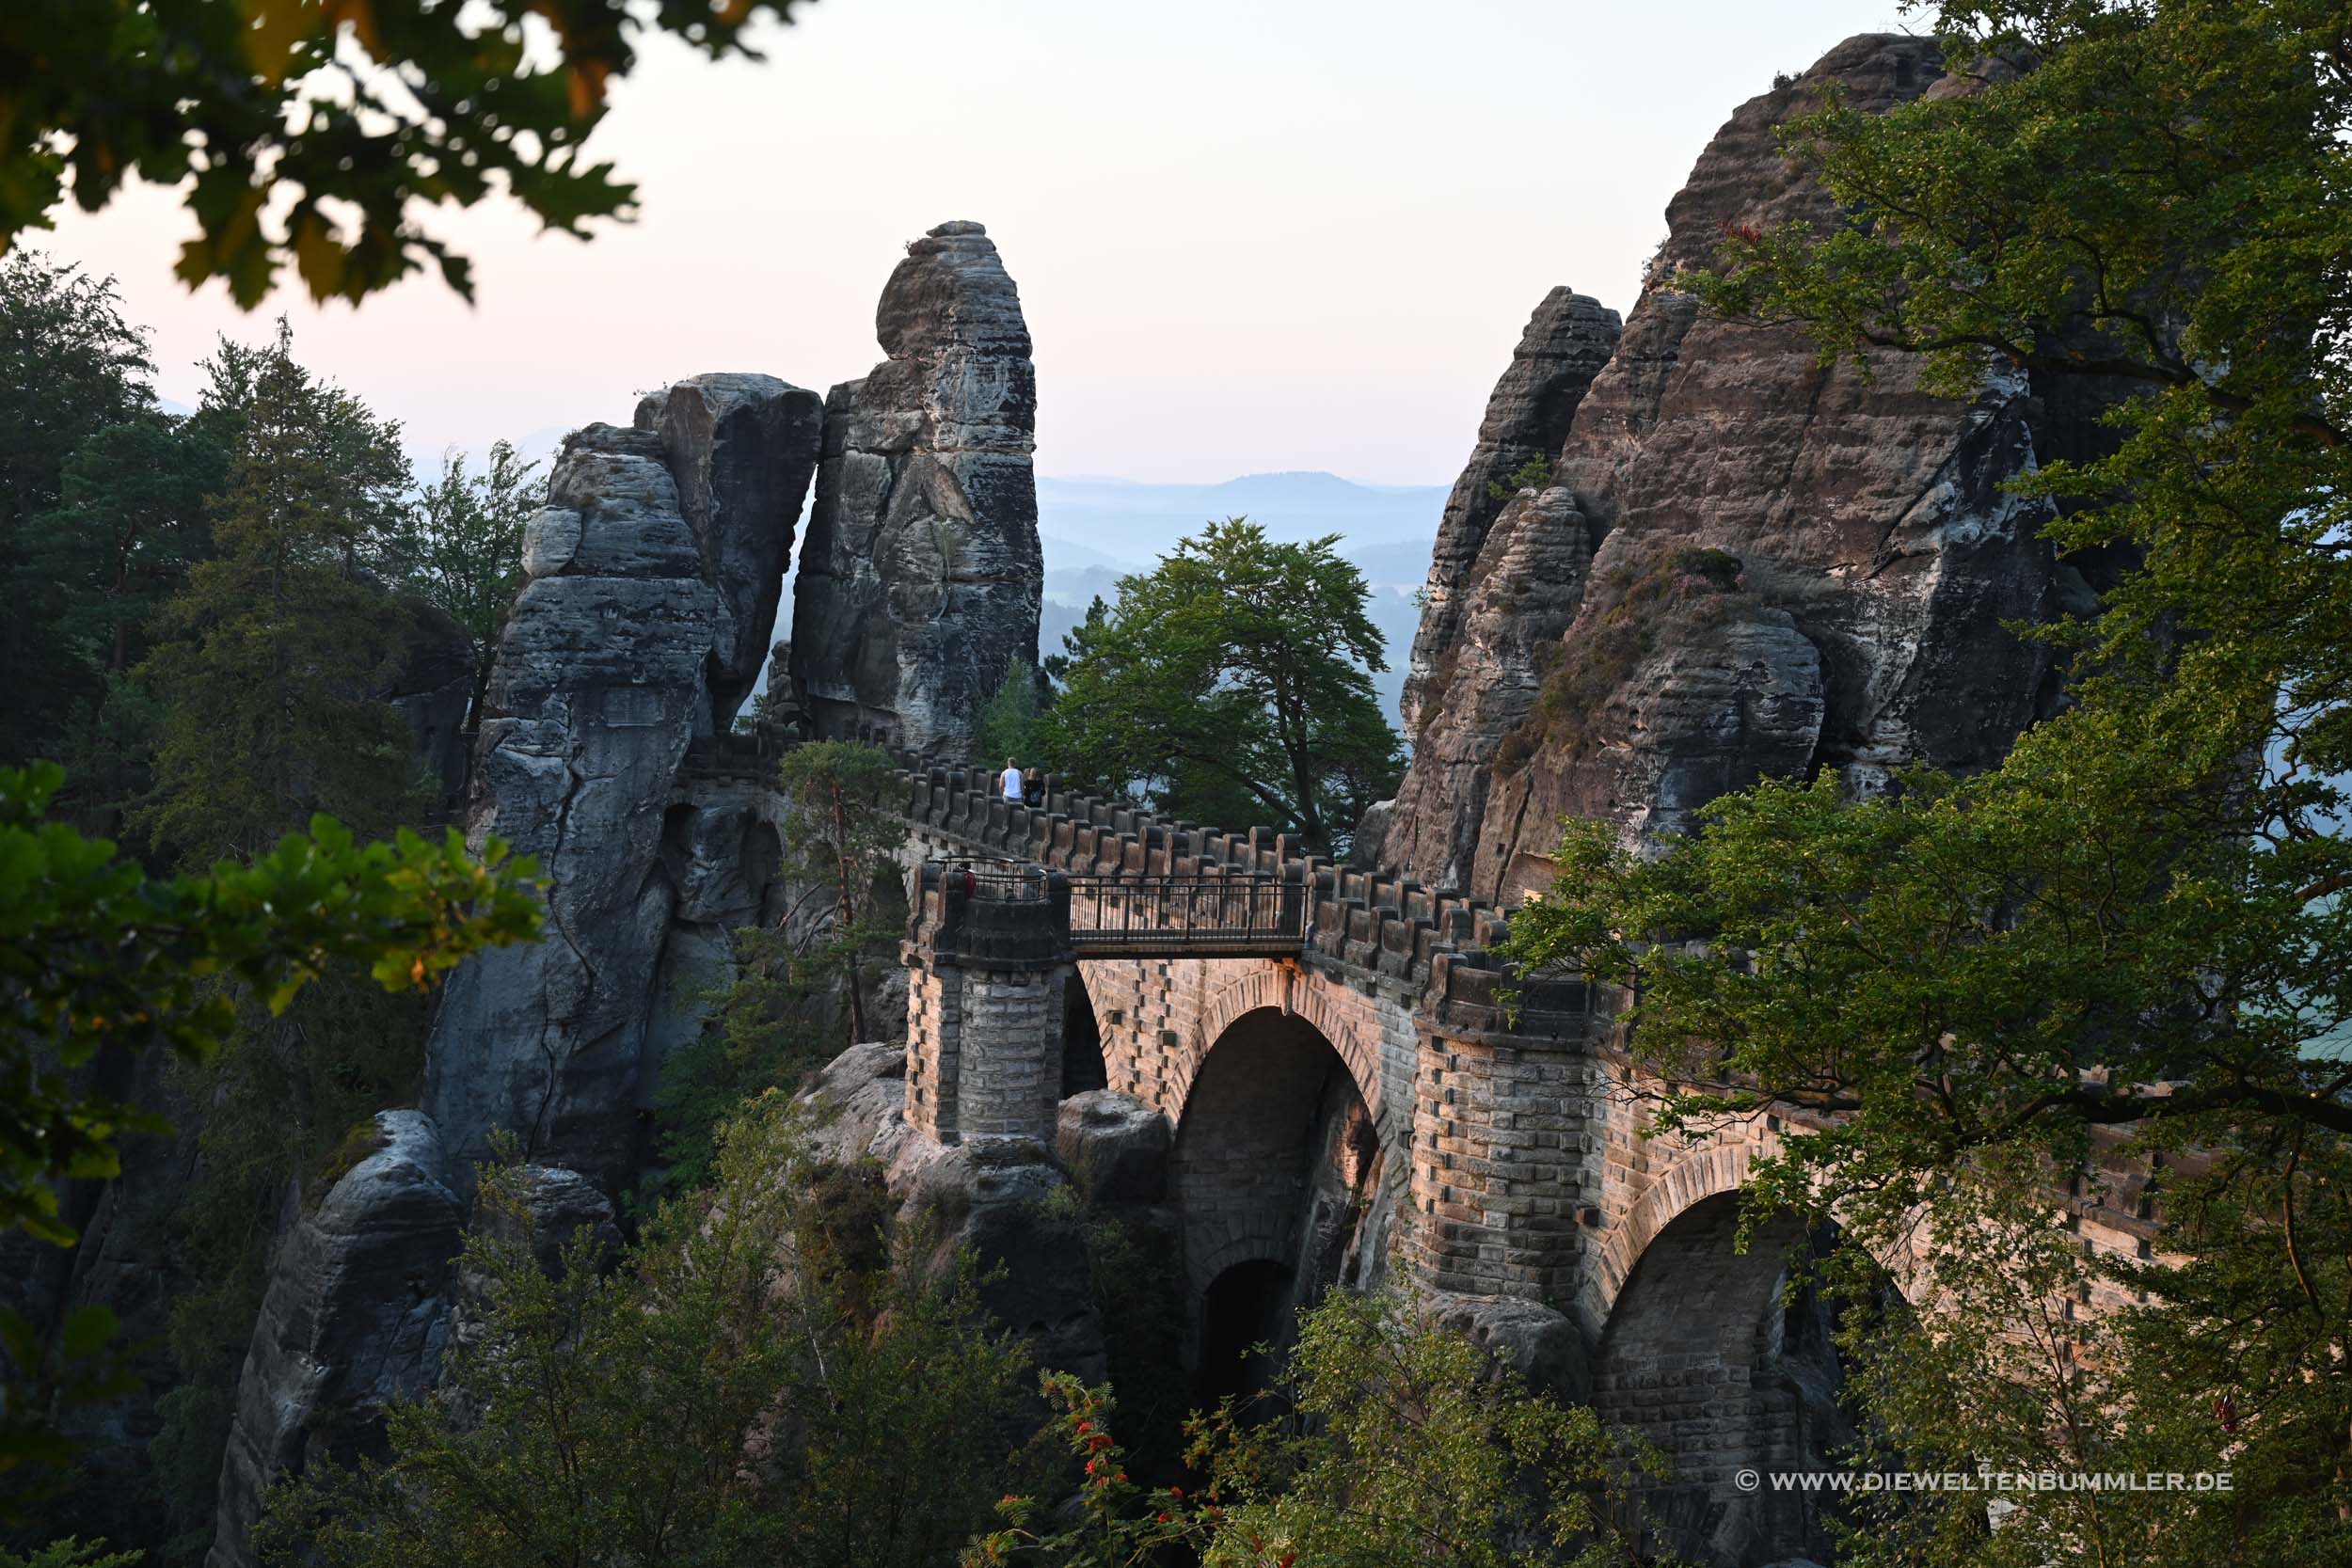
[1037,471,1447,566]
[1036,472,1444,730]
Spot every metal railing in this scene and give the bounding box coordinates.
[931,860,1051,903]
[1067,875,1304,958]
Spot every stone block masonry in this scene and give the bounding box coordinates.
[901,863,1073,1146]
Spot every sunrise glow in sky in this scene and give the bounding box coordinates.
[34,0,1910,484]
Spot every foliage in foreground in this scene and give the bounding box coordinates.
[972,1291,1662,1568]
[0,760,539,1513]
[1508,1,2352,1561]
[1037,518,1403,854]
[263,1099,1033,1568]
[0,0,816,306]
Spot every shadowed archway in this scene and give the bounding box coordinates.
[1592,1192,1860,1568]
[1169,1006,1381,1402]
[1060,968,1106,1097]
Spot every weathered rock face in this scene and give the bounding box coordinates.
[385,596,477,810]
[1382,34,2076,900]
[1426,1292,1593,1403]
[790,221,1041,758]
[421,422,722,1190]
[800,1042,1110,1383]
[1400,289,1621,736]
[633,373,825,733]
[1055,1091,1171,1205]
[205,1114,465,1568]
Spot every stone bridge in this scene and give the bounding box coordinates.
[872,760,2164,1566]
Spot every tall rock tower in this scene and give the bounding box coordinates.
[790,220,1042,759]
[1380,35,2085,901]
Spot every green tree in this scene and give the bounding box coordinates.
[637,742,910,1207]
[1035,519,1403,853]
[0,252,156,764]
[637,926,828,1208]
[0,0,815,307]
[30,412,227,824]
[1505,3,2352,1561]
[397,441,543,728]
[1485,454,1552,503]
[976,654,1045,772]
[136,321,422,864]
[0,760,540,1514]
[774,741,910,1049]
[971,1292,1661,1568]
[263,1099,1030,1568]
[0,1542,139,1568]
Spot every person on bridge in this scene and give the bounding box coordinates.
[998,757,1025,803]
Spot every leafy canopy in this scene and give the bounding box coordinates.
[135,319,426,863]
[773,740,910,1049]
[0,0,814,307]
[1036,518,1403,855]
[971,1291,1662,1568]
[0,252,164,766]
[392,440,543,728]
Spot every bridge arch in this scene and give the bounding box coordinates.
[1168,1005,1385,1397]
[1583,1122,1783,1334]
[1591,1192,1859,1567]
[1187,962,1384,1118]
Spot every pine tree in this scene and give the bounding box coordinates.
[135,321,419,864]
[0,252,158,764]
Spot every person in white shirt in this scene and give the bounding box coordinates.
[999,758,1025,803]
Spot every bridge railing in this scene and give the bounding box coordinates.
[687,731,1593,1037]
[926,859,1051,903]
[1068,874,1305,958]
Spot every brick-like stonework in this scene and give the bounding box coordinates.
[901,864,1073,1146]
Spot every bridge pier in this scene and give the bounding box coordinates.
[1406,954,1598,1304]
[901,864,1075,1145]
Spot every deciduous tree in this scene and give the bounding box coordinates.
[0,761,539,1515]
[1037,519,1403,854]
[396,441,543,728]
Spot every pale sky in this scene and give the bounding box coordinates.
[36,0,1910,485]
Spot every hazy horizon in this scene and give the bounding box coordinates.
[33,0,1908,485]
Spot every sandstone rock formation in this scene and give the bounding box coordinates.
[1399,288,1621,736]
[206,1114,465,1568]
[1382,34,2078,900]
[633,373,825,733]
[420,421,723,1193]
[800,1042,1109,1383]
[1427,1292,1592,1403]
[385,596,477,810]
[790,221,1041,758]
[1055,1091,1171,1205]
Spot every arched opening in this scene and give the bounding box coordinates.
[1060,968,1107,1098]
[1592,1192,1861,1568]
[1196,1259,1295,1407]
[1170,1006,1381,1405]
